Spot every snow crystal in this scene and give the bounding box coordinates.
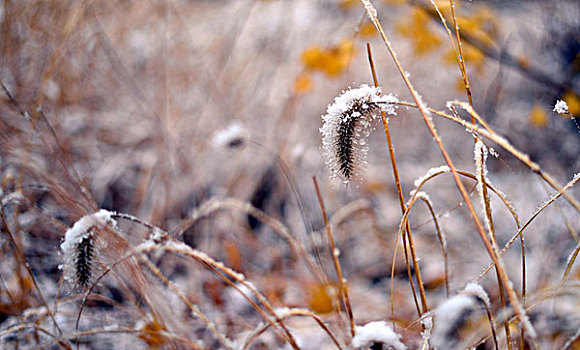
[553,100,569,114]
[352,321,407,350]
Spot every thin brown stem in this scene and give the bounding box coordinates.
[312,176,355,338]
[367,42,428,317]
[360,2,537,346]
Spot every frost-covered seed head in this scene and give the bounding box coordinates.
[60,209,117,290]
[431,283,490,349]
[320,85,397,183]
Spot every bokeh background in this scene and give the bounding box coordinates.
[1,0,579,349]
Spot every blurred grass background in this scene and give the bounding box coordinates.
[1,0,580,349]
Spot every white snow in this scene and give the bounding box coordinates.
[553,100,569,114]
[60,209,117,257]
[60,209,117,284]
[462,282,490,308]
[352,321,407,349]
[431,294,479,348]
[413,165,450,188]
[211,122,249,150]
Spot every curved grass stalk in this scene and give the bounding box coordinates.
[70,326,207,350]
[359,3,536,345]
[393,98,579,216]
[77,237,300,349]
[74,233,235,349]
[476,173,580,282]
[313,176,355,338]
[0,201,71,349]
[446,100,580,214]
[175,196,327,284]
[475,142,514,348]
[329,199,374,231]
[242,308,344,350]
[0,323,68,349]
[415,194,450,297]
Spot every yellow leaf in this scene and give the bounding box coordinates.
[383,0,407,5]
[294,73,313,94]
[300,39,355,78]
[431,0,454,12]
[456,6,498,49]
[529,104,548,128]
[301,46,327,70]
[395,8,442,55]
[139,318,167,347]
[307,283,339,314]
[339,0,357,9]
[359,22,376,37]
[517,54,530,69]
[444,42,486,74]
[562,91,580,117]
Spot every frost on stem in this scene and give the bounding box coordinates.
[320,84,398,183]
[412,165,450,188]
[60,209,117,290]
[474,139,494,237]
[351,321,407,350]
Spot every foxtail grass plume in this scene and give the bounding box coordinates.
[431,283,492,349]
[60,209,117,290]
[320,84,397,183]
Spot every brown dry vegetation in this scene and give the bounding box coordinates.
[1,0,580,349]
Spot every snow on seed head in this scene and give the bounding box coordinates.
[60,209,117,290]
[320,84,398,183]
[431,283,490,349]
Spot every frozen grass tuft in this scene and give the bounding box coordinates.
[320,84,397,183]
[60,209,118,290]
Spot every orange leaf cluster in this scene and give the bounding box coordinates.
[456,6,499,49]
[301,40,355,77]
[395,8,442,56]
[307,282,339,314]
[562,91,580,117]
[529,104,548,128]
